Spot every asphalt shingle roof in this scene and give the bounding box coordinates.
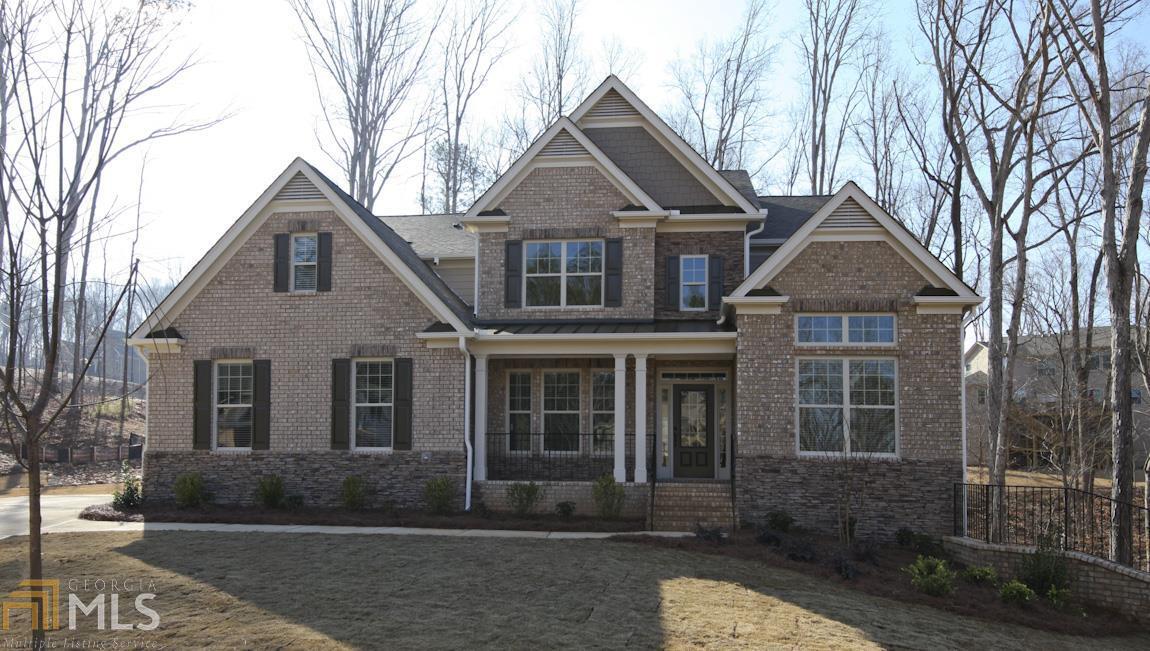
[754,195,833,241]
[378,213,475,260]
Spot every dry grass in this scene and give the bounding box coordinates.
[0,532,1142,649]
[967,466,1147,490]
[0,483,117,497]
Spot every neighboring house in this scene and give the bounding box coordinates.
[964,330,1150,469]
[130,77,980,535]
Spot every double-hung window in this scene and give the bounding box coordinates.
[542,371,580,451]
[525,241,603,307]
[508,371,532,452]
[353,360,393,449]
[214,361,253,449]
[798,358,897,456]
[680,255,708,310]
[591,371,614,454]
[797,314,896,345]
[291,233,318,292]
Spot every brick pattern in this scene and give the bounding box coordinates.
[651,482,735,531]
[653,232,745,319]
[943,536,1150,623]
[475,480,648,520]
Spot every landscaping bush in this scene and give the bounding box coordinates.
[284,494,304,510]
[341,476,368,510]
[555,501,576,520]
[999,579,1036,606]
[173,473,209,509]
[783,537,818,563]
[1045,585,1072,610]
[904,556,955,597]
[765,510,794,533]
[850,540,879,565]
[895,527,915,547]
[471,501,491,518]
[424,477,455,514]
[112,461,142,511]
[506,482,543,517]
[255,475,285,509]
[694,523,724,544]
[893,527,944,557]
[960,565,998,586]
[592,475,625,520]
[755,528,782,547]
[832,551,859,580]
[1019,548,1069,597]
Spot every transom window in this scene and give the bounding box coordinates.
[680,255,708,310]
[353,360,393,449]
[214,361,253,449]
[591,371,615,454]
[508,371,532,452]
[542,371,580,451]
[797,358,897,456]
[524,241,603,307]
[292,233,318,292]
[797,314,896,345]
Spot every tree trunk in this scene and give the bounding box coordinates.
[25,424,44,647]
[1109,280,1135,565]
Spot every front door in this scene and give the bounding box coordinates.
[673,384,714,478]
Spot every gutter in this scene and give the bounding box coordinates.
[720,208,770,327]
[459,336,473,511]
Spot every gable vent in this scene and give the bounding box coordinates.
[819,198,880,229]
[585,89,640,119]
[539,130,587,157]
[275,172,326,201]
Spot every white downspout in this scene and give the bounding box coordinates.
[744,208,768,278]
[459,336,473,511]
[472,234,480,316]
[960,311,970,536]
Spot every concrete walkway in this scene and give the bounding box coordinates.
[0,494,689,540]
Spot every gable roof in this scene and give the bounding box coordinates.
[733,182,980,303]
[132,158,473,340]
[378,213,473,260]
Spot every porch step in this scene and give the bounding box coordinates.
[650,481,735,532]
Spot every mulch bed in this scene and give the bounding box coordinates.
[79,502,644,532]
[611,529,1145,637]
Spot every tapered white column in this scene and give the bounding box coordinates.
[613,353,628,482]
[633,355,648,483]
[474,354,488,481]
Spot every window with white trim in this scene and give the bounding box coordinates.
[680,255,708,310]
[215,361,253,448]
[798,358,897,455]
[796,314,896,345]
[353,360,393,449]
[508,371,532,452]
[291,233,318,292]
[591,371,614,454]
[524,241,603,307]
[543,371,580,451]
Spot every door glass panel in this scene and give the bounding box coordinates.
[679,390,708,448]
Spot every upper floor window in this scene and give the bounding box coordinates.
[292,234,318,292]
[215,361,253,449]
[796,314,896,345]
[1087,350,1111,370]
[680,255,708,311]
[353,359,393,449]
[525,241,602,307]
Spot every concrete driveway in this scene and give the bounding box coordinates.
[0,493,111,538]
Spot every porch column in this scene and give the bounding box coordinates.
[613,353,627,482]
[633,354,649,483]
[474,354,488,481]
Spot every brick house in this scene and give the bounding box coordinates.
[131,77,981,534]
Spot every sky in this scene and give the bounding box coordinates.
[102,0,933,287]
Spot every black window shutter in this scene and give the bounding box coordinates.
[393,358,413,450]
[604,238,623,307]
[192,360,212,450]
[331,358,351,450]
[252,360,271,450]
[708,255,724,310]
[666,255,680,309]
[505,240,523,308]
[273,233,290,292]
[317,232,333,292]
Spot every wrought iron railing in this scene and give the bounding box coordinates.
[485,432,632,482]
[953,483,1150,571]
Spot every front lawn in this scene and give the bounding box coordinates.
[0,532,1143,649]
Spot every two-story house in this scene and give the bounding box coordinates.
[130,77,981,535]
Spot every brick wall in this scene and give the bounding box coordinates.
[653,232,744,320]
[476,480,648,520]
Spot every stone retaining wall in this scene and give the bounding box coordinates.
[475,480,648,520]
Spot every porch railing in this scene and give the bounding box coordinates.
[485,432,632,482]
[953,482,1150,571]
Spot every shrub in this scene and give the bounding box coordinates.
[850,540,879,565]
[904,556,955,597]
[284,494,304,510]
[765,510,794,533]
[832,551,859,580]
[783,537,818,563]
[424,477,455,514]
[555,501,576,520]
[755,529,782,547]
[893,527,944,556]
[999,579,1036,606]
[173,473,209,509]
[1019,548,1069,597]
[1045,585,1072,610]
[506,482,543,517]
[112,461,142,511]
[961,565,998,586]
[592,475,625,520]
[255,475,285,509]
[694,523,724,544]
[341,476,368,510]
[895,527,916,547]
[471,501,491,518]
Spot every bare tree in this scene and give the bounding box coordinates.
[851,36,908,215]
[512,0,586,147]
[289,0,441,210]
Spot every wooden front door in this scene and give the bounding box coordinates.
[673,384,714,478]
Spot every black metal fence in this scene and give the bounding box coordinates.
[953,483,1150,571]
[485,432,631,482]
